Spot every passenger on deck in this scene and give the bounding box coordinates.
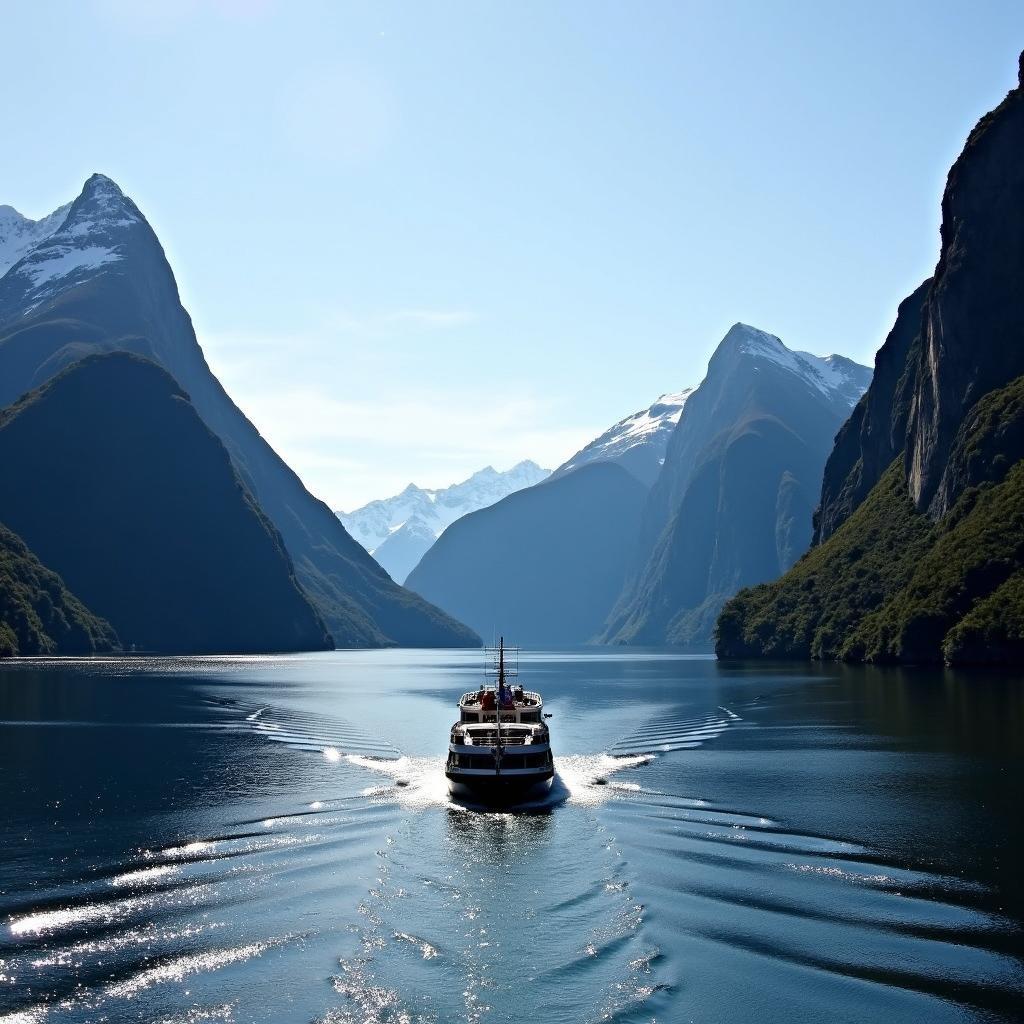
[480,689,496,711]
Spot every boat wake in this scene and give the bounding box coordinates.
[343,751,654,812]
[609,705,741,755]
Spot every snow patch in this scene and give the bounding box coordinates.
[16,245,122,289]
[337,460,551,555]
[555,389,694,480]
[0,203,71,277]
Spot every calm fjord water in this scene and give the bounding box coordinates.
[0,651,1021,1024]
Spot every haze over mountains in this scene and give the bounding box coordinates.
[407,344,870,644]
[4,56,1021,662]
[0,174,477,652]
[719,52,1024,666]
[338,461,550,583]
[405,390,697,641]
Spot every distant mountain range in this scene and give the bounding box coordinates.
[718,52,1024,666]
[338,461,550,583]
[405,390,698,640]
[0,174,478,652]
[407,462,647,644]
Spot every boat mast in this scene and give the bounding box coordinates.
[495,635,504,774]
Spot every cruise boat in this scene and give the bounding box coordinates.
[445,638,554,799]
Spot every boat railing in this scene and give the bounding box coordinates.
[458,689,543,708]
[451,727,547,747]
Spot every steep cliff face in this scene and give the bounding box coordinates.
[717,382,1024,666]
[907,61,1024,517]
[0,353,333,654]
[814,279,931,542]
[0,175,478,648]
[718,53,1024,666]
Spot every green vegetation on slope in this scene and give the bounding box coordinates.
[944,571,1024,664]
[0,522,118,656]
[717,377,1024,666]
[715,461,931,660]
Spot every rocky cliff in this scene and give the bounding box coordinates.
[718,53,1024,665]
[907,57,1024,518]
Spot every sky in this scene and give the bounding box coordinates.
[3,1,1024,510]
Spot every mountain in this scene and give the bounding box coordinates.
[603,325,871,646]
[406,462,647,644]
[338,461,550,583]
[552,390,694,486]
[0,203,71,277]
[402,388,704,642]
[0,174,477,648]
[0,352,333,654]
[717,52,1024,666]
[814,279,932,543]
[0,520,118,657]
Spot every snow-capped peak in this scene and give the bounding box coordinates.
[337,460,552,565]
[714,323,870,408]
[60,173,142,237]
[0,174,146,323]
[0,202,72,278]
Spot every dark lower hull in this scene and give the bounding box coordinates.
[446,769,553,802]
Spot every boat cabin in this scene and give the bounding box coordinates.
[457,687,544,724]
[450,720,548,747]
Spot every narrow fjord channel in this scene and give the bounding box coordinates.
[1,651,1021,1023]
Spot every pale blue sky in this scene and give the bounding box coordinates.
[4,1,1023,508]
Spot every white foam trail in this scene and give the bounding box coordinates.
[343,752,652,811]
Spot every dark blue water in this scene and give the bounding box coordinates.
[0,651,1021,1023]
